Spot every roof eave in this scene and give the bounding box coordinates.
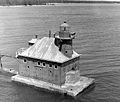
[17,54,81,64]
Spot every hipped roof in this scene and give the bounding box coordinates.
[18,37,80,63]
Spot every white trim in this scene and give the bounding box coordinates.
[42,62,46,67]
[37,61,41,66]
[49,64,52,68]
[54,65,58,69]
[23,59,27,63]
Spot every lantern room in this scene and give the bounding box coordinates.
[60,21,70,32]
[59,21,71,38]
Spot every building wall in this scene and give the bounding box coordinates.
[61,44,73,58]
[60,57,80,84]
[18,58,61,85]
[30,61,37,78]
[18,56,80,85]
[53,66,61,85]
[65,60,80,72]
[19,59,28,76]
[60,66,66,85]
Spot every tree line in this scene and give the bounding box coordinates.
[0,0,64,6]
[0,0,120,6]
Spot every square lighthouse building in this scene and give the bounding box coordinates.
[17,22,80,85]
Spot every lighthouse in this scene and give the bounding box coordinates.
[12,22,94,97]
[54,21,75,58]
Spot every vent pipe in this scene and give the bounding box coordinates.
[35,34,38,39]
[49,30,51,38]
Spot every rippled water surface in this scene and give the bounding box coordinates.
[0,4,120,102]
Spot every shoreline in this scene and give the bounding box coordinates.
[0,2,120,7]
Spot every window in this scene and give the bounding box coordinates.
[23,59,27,63]
[37,61,41,66]
[54,65,58,69]
[72,67,75,71]
[49,64,52,68]
[64,27,66,31]
[42,62,46,67]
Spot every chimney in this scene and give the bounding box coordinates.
[35,34,38,39]
[49,30,51,38]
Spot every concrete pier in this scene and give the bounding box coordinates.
[11,71,94,97]
[11,22,95,97]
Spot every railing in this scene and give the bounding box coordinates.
[16,48,27,57]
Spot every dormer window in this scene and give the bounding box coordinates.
[23,59,27,63]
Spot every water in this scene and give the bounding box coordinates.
[0,3,120,102]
